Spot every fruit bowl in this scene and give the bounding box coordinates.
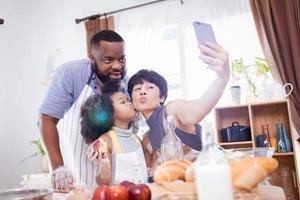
[224,147,275,162]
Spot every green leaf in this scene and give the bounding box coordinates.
[254,56,266,62]
[231,58,244,73]
[255,60,269,73]
[18,139,46,166]
[31,139,45,155]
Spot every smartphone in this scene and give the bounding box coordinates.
[193,21,216,44]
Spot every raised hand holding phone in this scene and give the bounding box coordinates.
[193,21,229,81]
[193,21,216,45]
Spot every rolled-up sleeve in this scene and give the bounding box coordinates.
[39,64,74,119]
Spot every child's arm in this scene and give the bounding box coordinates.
[87,135,112,185]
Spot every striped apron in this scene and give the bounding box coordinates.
[57,72,97,186]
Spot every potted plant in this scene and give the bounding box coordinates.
[19,139,49,173]
[231,57,270,102]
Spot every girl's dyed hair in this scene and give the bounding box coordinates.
[80,80,123,144]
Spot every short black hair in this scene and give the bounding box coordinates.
[128,69,168,104]
[80,80,123,144]
[91,30,124,48]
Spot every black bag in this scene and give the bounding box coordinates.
[221,122,251,142]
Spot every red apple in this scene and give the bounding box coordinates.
[92,139,100,151]
[129,184,151,200]
[105,185,129,200]
[92,185,107,200]
[119,180,135,192]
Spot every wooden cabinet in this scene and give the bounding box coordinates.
[214,100,300,199]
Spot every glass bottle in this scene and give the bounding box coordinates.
[195,123,233,200]
[261,124,271,147]
[276,123,288,152]
[160,116,183,163]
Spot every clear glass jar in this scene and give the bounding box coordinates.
[160,116,183,163]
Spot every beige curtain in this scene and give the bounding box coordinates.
[250,0,300,138]
[84,16,115,57]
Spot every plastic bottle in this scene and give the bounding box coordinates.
[195,122,233,200]
[160,116,183,163]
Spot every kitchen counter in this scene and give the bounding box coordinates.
[51,184,286,200]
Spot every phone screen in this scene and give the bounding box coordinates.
[193,21,216,44]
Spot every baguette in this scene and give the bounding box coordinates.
[154,159,192,184]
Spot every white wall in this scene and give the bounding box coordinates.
[0,0,259,188]
[0,0,143,188]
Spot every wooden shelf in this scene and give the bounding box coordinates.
[214,99,300,199]
[216,99,287,109]
[219,141,253,146]
[274,152,294,156]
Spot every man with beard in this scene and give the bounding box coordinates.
[39,30,127,192]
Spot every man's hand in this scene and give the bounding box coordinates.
[51,166,74,193]
[199,41,230,82]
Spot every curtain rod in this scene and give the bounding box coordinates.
[0,18,4,25]
[75,0,183,24]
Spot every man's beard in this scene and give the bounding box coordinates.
[93,63,126,83]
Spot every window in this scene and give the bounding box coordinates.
[116,0,272,105]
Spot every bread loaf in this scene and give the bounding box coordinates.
[154,159,192,184]
[230,157,278,191]
[154,157,278,192]
[233,165,268,191]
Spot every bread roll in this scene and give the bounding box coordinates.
[230,157,278,191]
[155,157,278,192]
[233,165,268,191]
[162,159,191,169]
[154,159,192,184]
[184,157,278,191]
[185,162,195,182]
[67,186,88,200]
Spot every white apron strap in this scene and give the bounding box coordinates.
[108,130,148,184]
